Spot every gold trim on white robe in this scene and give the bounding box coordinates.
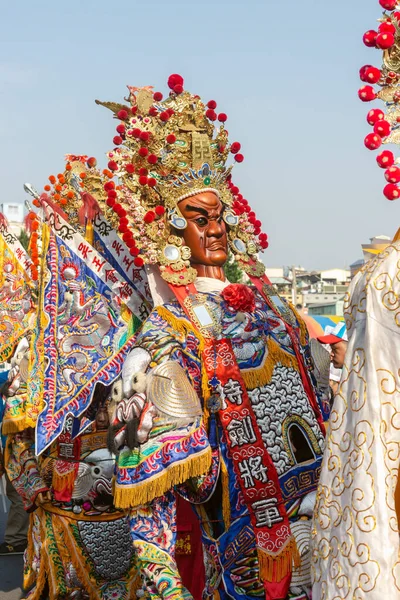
[312,241,400,599]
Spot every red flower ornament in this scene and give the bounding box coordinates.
[222,284,256,313]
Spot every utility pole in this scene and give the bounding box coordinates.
[291,266,297,305]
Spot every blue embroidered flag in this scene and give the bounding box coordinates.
[35,224,141,455]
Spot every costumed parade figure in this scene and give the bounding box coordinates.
[96,75,330,600]
[1,156,154,599]
[312,2,400,598]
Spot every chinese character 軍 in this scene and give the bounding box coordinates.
[59,443,74,458]
[252,498,283,528]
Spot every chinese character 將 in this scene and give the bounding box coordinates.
[238,456,269,489]
[252,498,283,529]
[227,416,256,447]
[223,379,243,405]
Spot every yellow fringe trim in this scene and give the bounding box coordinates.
[52,467,76,494]
[258,538,300,583]
[213,591,221,600]
[241,337,299,390]
[23,224,50,431]
[220,454,231,529]
[114,446,212,509]
[201,366,211,427]
[156,306,205,353]
[26,544,48,600]
[2,411,27,434]
[40,509,57,600]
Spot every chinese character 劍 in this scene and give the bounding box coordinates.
[227,416,256,447]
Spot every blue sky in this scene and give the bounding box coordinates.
[0,0,392,269]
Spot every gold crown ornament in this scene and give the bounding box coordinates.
[95,74,269,284]
[38,155,110,232]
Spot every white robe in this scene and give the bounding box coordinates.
[312,240,400,599]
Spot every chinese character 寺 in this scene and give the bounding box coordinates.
[223,379,243,405]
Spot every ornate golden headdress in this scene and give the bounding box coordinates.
[95,74,269,284]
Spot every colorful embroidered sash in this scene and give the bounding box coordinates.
[168,279,300,600]
[203,338,299,596]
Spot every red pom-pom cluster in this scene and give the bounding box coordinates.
[379,0,397,11]
[87,157,97,168]
[359,2,400,200]
[167,74,184,95]
[377,150,395,168]
[102,177,154,262]
[228,180,269,249]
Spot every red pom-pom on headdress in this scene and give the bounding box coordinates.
[167,74,184,91]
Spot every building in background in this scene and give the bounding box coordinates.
[265,266,350,316]
[265,234,394,317]
[1,203,24,236]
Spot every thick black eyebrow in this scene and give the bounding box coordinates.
[184,204,209,217]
